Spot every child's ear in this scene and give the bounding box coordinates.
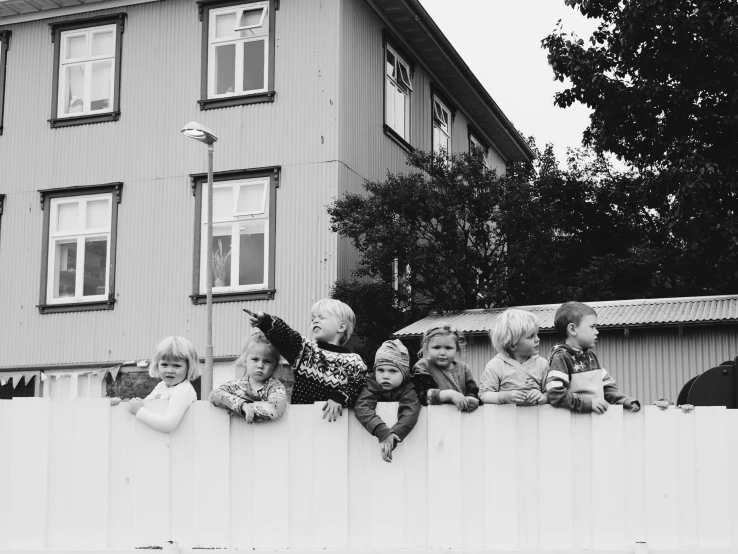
[567,322,577,336]
[338,321,348,333]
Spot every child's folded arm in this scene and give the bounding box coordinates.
[391,386,420,441]
[137,387,196,433]
[463,365,480,399]
[251,381,289,422]
[602,369,638,408]
[209,388,247,416]
[354,387,393,441]
[256,314,306,367]
[546,353,592,413]
[479,360,502,403]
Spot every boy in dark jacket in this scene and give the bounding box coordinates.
[354,339,420,463]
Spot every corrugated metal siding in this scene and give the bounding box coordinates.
[0,0,343,366]
[395,295,738,337]
[422,326,738,407]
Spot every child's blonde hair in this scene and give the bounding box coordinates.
[149,336,201,380]
[418,322,466,358]
[489,308,540,355]
[311,298,356,345]
[235,331,280,371]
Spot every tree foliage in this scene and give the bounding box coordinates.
[543,0,738,285]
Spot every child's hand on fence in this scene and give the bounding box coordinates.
[380,433,400,463]
[128,398,144,415]
[526,389,544,405]
[464,396,480,412]
[110,397,122,406]
[500,390,527,405]
[242,404,255,424]
[627,400,641,412]
[654,399,672,410]
[678,404,694,413]
[591,398,609,414]
[322,399,343,422]
[242,308,264,327]
[447,390,469,411]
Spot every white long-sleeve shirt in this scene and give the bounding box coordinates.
[136,380,197,433]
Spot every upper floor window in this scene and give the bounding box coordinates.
[432,96,451,155]
[384,44,412,145]
[49,15,125,128]
[0,31,10,136]
[39,184,122,313]
[469,131,489,167]
[198,0,276,110]
[191,168,278,303]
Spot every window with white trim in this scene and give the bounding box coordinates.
[48,194,111,302]
[191,168,278,303]
[207,1,270,99]
[385,45,412,141]
[432,96,451,155]
[57,25,116,118]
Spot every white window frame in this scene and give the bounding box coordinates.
[200,177,271,293]
[57,24,117,119]
[46,193,113,305]
[207,1,270,99]
[432,96,451,155]
[385,44,412,141]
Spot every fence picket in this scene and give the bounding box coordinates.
[347,405,373,551]
[403,403,429,550]
[427,405,463,549]
[570,411,593,550]
[311,402,349,549]
[170,404,197,549]
[623,405,646,545]
[288,405,315,550]
[108,403,135,548]
[70,398,111,549]
[191,402,230,548]
[0,402,8,549]
[253,411,290,550]
[516,406,540,550]
[644,405,679,548]
[591,405,625,549]
[483,405,518,550]
[46,400,74,549]
[7,398,51,549]
[461,406,484,551]
[695,406,730,548]
[537,405,573,550]
[675,406,698,549]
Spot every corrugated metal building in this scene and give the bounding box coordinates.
[394,295,738,404]
[0,0,533,396]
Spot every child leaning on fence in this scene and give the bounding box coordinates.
[112,336,200,433]
[479,308,549,406]
[209,332,288,424]
[412,323,480,412]
[243,299,367,421]
[354,339,420,463]
[545,301,640,414]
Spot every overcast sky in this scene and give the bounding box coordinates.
[418,0,601,164]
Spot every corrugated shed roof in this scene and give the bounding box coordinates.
[394,294,738,337]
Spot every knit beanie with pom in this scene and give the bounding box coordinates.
[373,339,411,379]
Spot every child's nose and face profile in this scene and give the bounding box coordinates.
[245,343,277,383]
[427,335,457,369]
[158,358,188,387]
[375,365,403,390]
[573,314,599,349]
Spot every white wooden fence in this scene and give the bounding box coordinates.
[0,399,736,552]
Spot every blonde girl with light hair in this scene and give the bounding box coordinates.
[479,309,549,405]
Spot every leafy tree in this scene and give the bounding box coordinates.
[543,0,738,291]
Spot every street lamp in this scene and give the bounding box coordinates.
[181,121,218,399]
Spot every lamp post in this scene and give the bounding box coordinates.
[181,121,218,399]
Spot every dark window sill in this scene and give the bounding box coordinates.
[190,290,276,304]
[38,299,116,314]
[199,92,275,110]
[49,112,120,128]
[383,124,413,153]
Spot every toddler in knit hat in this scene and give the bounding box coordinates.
[354,339,421,462]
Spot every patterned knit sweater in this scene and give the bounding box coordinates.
[257,314,367,406]
[545,344,638,413]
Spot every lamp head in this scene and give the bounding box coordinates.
[181,121,218,145]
